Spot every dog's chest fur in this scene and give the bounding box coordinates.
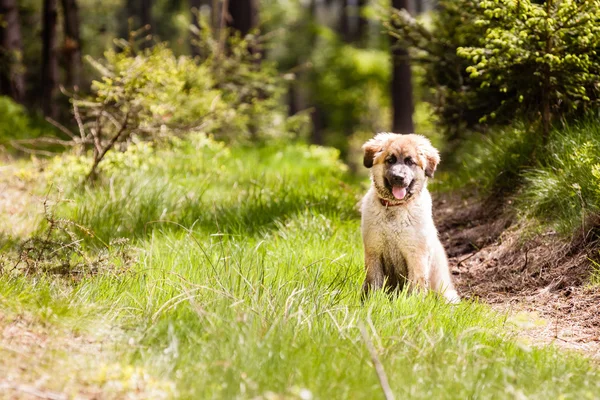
[361,187,436,279]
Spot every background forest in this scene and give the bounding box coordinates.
[1,0,600,398]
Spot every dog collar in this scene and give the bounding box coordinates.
[379,198,403,207]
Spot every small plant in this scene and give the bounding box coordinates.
[4,194,134,279]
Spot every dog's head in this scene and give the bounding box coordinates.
[362,133,440,203]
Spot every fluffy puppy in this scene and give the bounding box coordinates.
[360,133,459,303]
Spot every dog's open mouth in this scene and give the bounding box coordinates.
[384,179,414,200]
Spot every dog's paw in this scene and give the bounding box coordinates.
[444,290,460,304]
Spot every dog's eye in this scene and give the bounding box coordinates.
[386,155,397,165]
[405,157,415,166]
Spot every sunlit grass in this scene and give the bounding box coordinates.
[1,139,600,398]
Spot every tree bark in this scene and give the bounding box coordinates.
[390,0,414,134]
[357,0,368,45]
[415,0,424,14]
[0,0,25,102]
[60,0,82,89]
[226,0,257,37]
[140,0,152,33]
[340,0,350,42]
[41,0,58,118]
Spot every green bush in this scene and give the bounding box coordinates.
[388,0,505,138]
[389,0,600,140]
[51,23,298,180]
[457,0,600,140]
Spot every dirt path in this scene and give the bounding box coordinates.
[435,193,600,358]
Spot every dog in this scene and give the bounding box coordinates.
[360,133,459,303]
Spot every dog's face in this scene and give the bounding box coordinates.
[362,133,440,202]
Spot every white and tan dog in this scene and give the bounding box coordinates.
[360,133,459,303]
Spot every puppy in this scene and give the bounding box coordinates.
[360,133,459,303]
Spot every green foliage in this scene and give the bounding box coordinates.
[518,119,600,235]
[457,0,600,133]
[389,0,600,138]
[388,0,505,137]
[0,96,56,147]
[60,25,295,180]
[87,43,219,128]
[434,118,600,238]
[308,32,390,153]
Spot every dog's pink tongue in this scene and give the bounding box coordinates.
[392,186,407,200]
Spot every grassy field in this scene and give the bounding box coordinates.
[1,137,600,399]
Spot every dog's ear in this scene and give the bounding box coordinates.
[362,133,394,168]
[416,135,440,178]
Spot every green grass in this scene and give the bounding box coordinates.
[518,119,600,235]
[433,119,600,239]
[1,139,600,398]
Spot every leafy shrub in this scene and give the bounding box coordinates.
[389,0,600,140]
[457,0,600,140]
[387,0,504,138]
[41,23,294,181]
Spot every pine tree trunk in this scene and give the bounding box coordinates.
[340,0,350,42]
[390,0,414,134]
[0,0,25,102]
[226,0,257,37]
[226,0,260,58]
[357,0,368,45]
[141,0,152,32]
[60,0,82,89]
[41,0,58,118]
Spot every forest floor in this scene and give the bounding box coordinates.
[435,192,600,358]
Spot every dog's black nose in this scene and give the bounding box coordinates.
[390,175,405,185]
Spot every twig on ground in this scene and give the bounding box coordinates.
[457,247,482,268]
[359,322,395,400]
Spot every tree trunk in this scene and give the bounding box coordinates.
[141,0,152,32]
[226,0,257,37]
[41,0,58,118]
[390,0,414,134]
[340,0,350,42]
[189,0,203,57]
[357,0,368,45]
[0,0,25,102]
[60,0,82,89]
[415,0,424,14]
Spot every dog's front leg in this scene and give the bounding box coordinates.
[404,247,430,294]
[362,250,384,298]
